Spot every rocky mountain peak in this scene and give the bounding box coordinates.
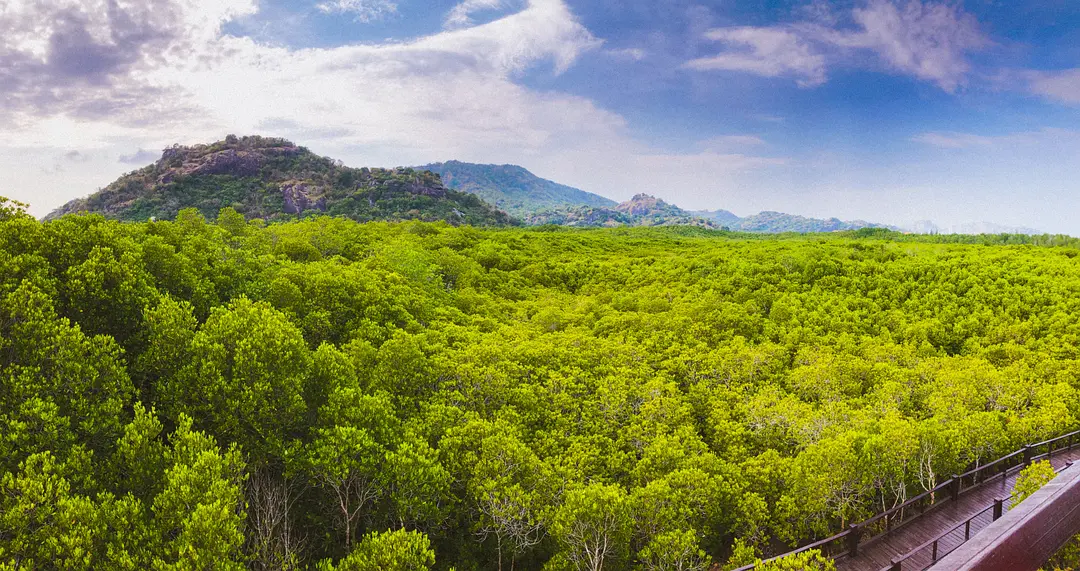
[615,194,675,216]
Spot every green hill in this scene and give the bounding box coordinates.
[49,136,516,226]
[732,211,898,233]
[691,209,742,227]
[416,160,616,216]
[524,194,718,228]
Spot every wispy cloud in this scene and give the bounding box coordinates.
[699,135,767,151]
[834,0,988,92]
[1026,69,1080,105]
[685,0,988,91]
[445,0,507,29]
[684,27,826,87]
[604,47,646,61]
[911,132,995,149]
[912,128,1075,149]
[314,0,397,22]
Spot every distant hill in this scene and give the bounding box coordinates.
[692,209,741,227]
[732,211,898,233]
[524,195,898,233]
[525,194,718,228]
[49,137,925,233]
[49,136,516,226]
[909,220,1042,235]
[416,161,616,216]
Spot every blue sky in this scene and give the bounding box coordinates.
[2,0,1080,232]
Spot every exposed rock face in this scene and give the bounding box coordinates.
[389,168,448,198]
[615,194,675,216]
[281,182,327,214]
[157,138,305,184]
[185,150,264,177]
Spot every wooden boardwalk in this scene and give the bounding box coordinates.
[836,448,1080,571]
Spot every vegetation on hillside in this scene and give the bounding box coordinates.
[48,136,516,227]
[4,204,1080,569]
[525,194,718,228]
[418,161,616,217]
[730,211,897,233]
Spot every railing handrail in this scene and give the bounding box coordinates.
[958,449,1022,479]
[886,503,996,570]
[730,529,854,571]
[884,460,1076,571]
[736,427,1080,570]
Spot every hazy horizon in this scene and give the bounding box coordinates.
[3,0,1079,233]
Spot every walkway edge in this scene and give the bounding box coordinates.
[929,462,1080,571]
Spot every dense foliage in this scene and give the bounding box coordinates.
[1011,461,1056,508]
[48,136,515,227]
[3,207,1080,570]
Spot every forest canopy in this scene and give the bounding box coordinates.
[2,206,1079,570]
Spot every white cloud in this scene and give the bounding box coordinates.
[684,27,826,87]
[1,0,790,217]
[686,0,987,91]
[835,0,987,92]
[912,132,995,149]
[912,128,1078,150]
[315,0,397,22]
[445,0,508,29]
[604,47,646,61]
[699,135,767,151]
[1027,69,1080,105]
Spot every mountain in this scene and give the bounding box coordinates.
[692,209,742,227]
[909,220,1043,235]
[524,195,900,233]
[48,136,516,226]
[416,161,616,216]
[524,194,718,228]
[732,211,898,233]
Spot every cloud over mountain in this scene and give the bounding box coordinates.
[686,0,987,91]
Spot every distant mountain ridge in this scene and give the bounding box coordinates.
[416,161,899,233]
[48,136,515,226]
[48,137,988,234]
[523,194,717,228]
[910,220,1042,235]
[731,211,898,233]
[417,160,616,217]
[524,194,899,233]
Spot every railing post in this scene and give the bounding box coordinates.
[965,519,971,540]
[932,539,939,562]
[993,497,1004,520]
[951,474,962,500]
[848,524,861,557]
[890,560,902,571]
[1023,444,1033,467]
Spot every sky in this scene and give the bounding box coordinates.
[2,0,1080,233]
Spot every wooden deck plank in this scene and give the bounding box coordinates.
[835,448,1080,571]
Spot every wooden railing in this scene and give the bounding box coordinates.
[881,500,1005,571]
[731,428,1080,571]
[928,460,1080,571]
